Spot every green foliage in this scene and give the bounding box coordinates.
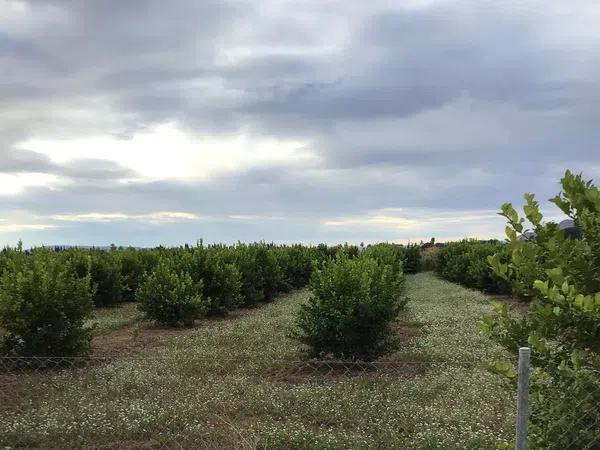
[201,252,243,316]
[361,243,405,276]
[484,170,600,449]
[115,248,146,302]
[0,275,515,449]
[436,240,511,294]
[420,246,439,271]
[0,249,94,356]
[67,249,123,307]
[400,244,422,274]
[361,243,421,274]
[89,250,123,307]
[293,250,406,360]
[221,244,267,306]
[0,241,332,354]
[274,244,314,290]
[253,244,282,302]
[136,261,208,327]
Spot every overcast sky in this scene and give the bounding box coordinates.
[1,0,599,247]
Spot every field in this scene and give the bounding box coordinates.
[0,273,514,449]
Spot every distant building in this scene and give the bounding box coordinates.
[517,219,581,241]
[559,219,582,239]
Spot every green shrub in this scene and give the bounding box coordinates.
[253,244,282,302]
[293,255,405,360]
[68,249,123,307]
[361,244,405,276]
[115,248,145,302]
[136,262,207,327]
[217,243,283,306]
[436,240,510,294]
[202,253,243,316]
[483,170,600,449]
[362,243,420,274]
[400,244,422,273]
[0,249,94,357]
[224,244,265,306]
[90,251,123,307]
[421,246,439,271]
[330,243,360,259]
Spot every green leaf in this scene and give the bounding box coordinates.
[523,193,543,225]
[505,226,517,242]
[550,194,571,215]
[534,279,549,295]
[545,267,564,285]
[500,203,519,223]
[490,360,517,379]
[528,332,546,351]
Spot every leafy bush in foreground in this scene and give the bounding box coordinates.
[0,249,94,357]
[483,170,600,449]
[293,253,405,360]
[136,262,208,327]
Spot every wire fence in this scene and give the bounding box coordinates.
[0,356,439,449]
[535,377,600,450]
[515,347,600,450]
[1,353,598,449]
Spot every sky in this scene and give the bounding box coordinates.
[1,0,600,247]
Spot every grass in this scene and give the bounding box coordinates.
[84,302,144,335]
[0,274,515,449]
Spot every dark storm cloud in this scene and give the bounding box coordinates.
[1,0,600,245]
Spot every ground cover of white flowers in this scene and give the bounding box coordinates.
[0,273,514,449]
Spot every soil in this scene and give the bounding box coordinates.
[0,298,297,412]
[391,322,423,339]
[90,302,285,358]
[266,320,428,383]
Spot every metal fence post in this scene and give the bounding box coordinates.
[516,347,531,450]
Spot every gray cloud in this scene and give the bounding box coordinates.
[1,0,600,245]
[0,149,54,173]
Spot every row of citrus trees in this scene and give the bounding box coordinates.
[432,240,511,294]
[434,171,600,449]
[0,242,350,357]
[0,240,417,360]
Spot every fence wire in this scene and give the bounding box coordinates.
[526,366,600,450]
[0,356,440,449]
[4,355,596,449]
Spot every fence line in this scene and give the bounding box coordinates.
[3,354,598,449]
[0,355,507,449]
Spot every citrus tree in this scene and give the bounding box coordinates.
[483,170,600,449]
